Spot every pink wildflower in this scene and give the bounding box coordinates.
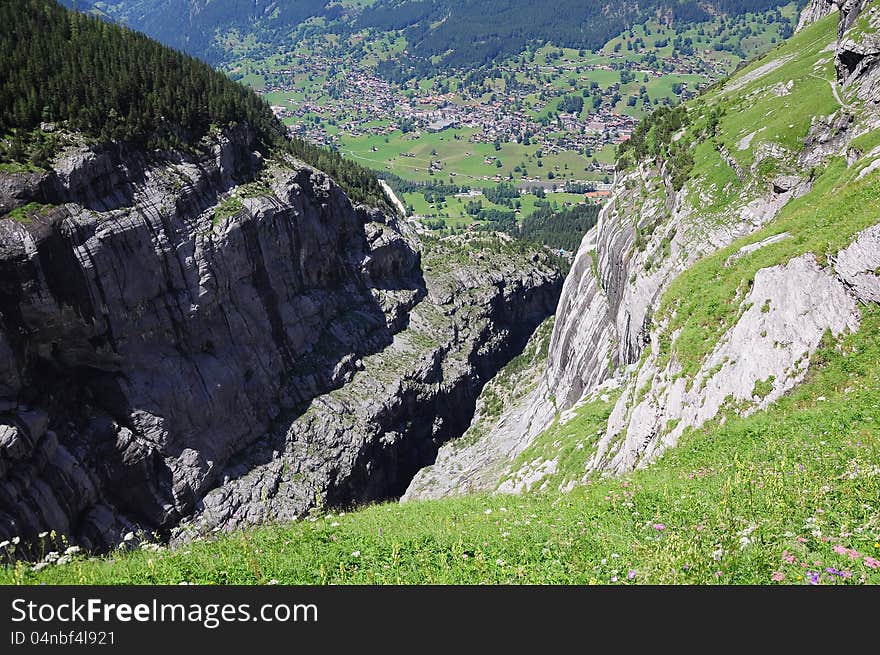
[652,523,666,531]
[864,556,880,570]
[832,545,848,555]
[796,537,808,544]
[771,572,785,582]
[847,548,862,560]
[782,550,797,564]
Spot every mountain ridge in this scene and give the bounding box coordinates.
[99,0,798,67]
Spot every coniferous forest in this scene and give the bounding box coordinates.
[0,0,389,209]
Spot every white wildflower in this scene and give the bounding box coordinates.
[351,550,361,558]
[64,546,81,556]
[123,532,135,542]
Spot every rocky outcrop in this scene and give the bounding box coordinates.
[593,252,863,473]
[836,0,880,99]
[402,317,556,501]
[0,128,561,551]
[585,1,880,477]
[180,232,561,537]
[407,151,813,500]
[796,0,838,32]
[835,224,880,302]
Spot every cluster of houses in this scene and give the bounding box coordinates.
[264,36,730,180]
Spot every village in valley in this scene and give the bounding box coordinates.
[228,5,798,236]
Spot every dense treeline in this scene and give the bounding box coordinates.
[0,0,284,150]
[101,1,791,73]
[518,202,600,252]
[105,0,330,63]
[474,200,600,252]
[284,140,391,210]
[377,170,469,196]
[364,0,788,80]
[482,182,520,205]
[0,0,390,209]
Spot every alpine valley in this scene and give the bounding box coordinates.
[0,0,878,586]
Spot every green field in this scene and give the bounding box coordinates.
[401,191,590,229]
[339,128,601,185]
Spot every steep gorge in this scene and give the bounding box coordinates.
[0,126,562,550]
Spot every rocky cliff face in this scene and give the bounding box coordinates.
[587,0,880,475]
[796,0,838,32]
[0,128,561,551]
[405,0,880,500]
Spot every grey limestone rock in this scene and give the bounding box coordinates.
[0,125,562,549]
[796,0,838,33]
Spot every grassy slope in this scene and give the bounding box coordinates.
[658,13,880,377]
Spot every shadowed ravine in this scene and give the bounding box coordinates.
[0,125,562,553]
